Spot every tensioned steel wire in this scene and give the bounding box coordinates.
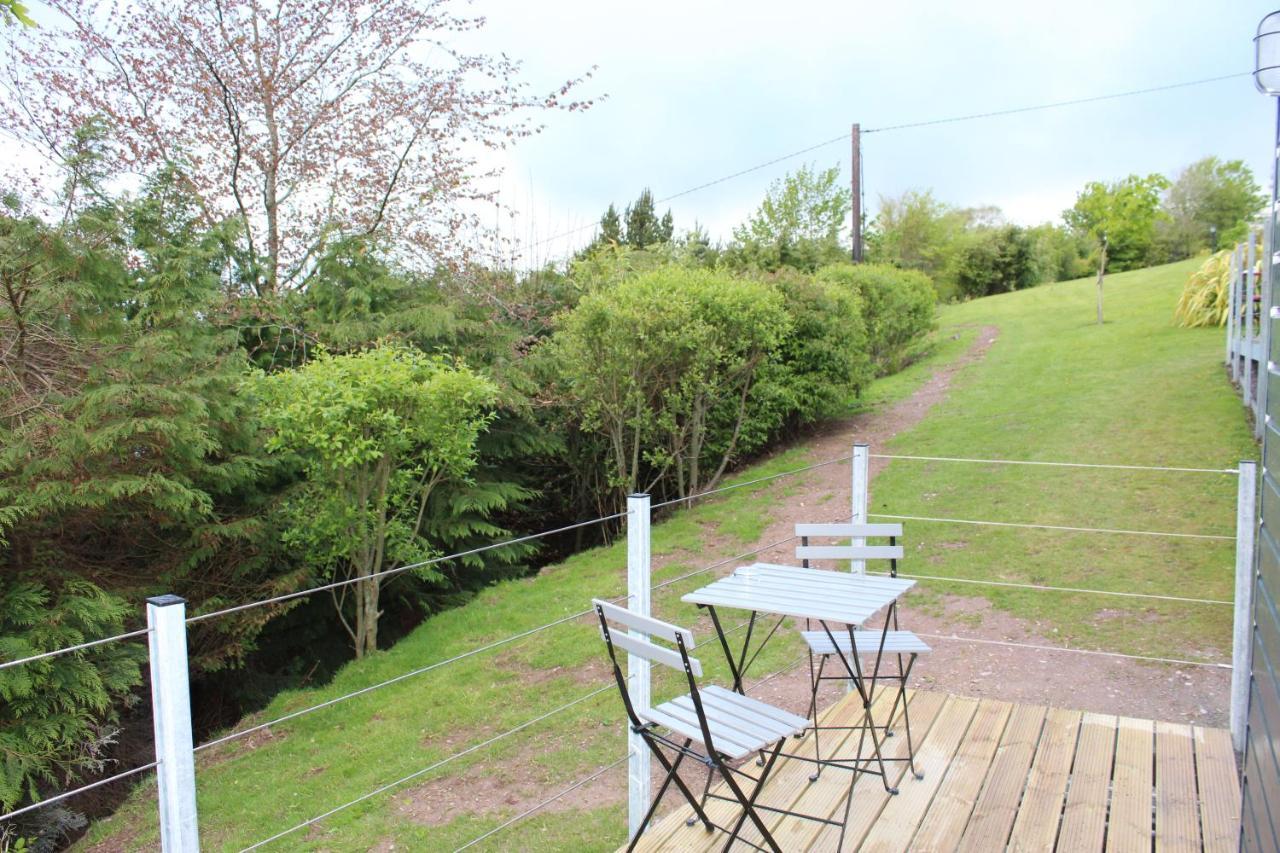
[869,452,1238,475]
[869,512,1233,542]
[650,455,851,510]
[865,571,1231,607]
[0,512,631,675]
[0,762,159,823]
[914,632,1231,670]
[0,627,152,672]
[188,510,631,625]
[238,685,616,850]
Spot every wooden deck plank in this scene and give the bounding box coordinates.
[955,703,1047,853]
[773,690,951,851]
[1007,707,1082,852]
[856,695,981,853]
[1056,712,1118,852]
[1155,721,1201,853]
[907,698,1013,852]
[1106,716,1154,853]
[1193,726,1240,853]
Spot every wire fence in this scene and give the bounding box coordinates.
[0,447,1251,841]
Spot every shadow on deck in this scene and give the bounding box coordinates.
[627,688,1239,852]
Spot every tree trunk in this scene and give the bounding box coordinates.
[1095,239,1108,325]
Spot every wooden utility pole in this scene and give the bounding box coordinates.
[851,123,863,262]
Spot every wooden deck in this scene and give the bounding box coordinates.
[629,689,1239,852]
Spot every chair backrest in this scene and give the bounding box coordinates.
[592,598,701,677]
[794,522,903,572]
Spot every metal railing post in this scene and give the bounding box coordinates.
[1247,234,1258,412]
[147,595,200,852]
[1232,461,1259,754]
[626,494,651,840]
[851,443,869,575]
[1228,244,1239,379]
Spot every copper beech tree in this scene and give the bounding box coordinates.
[1,0,594,294]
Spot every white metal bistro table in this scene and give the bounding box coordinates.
[681,562,916,792]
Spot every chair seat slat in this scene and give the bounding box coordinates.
[800,629,931,656]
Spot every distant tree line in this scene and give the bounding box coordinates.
[861,156,1262,303]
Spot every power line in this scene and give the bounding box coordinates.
[526,70,1247,256]
[863,72,1251,134]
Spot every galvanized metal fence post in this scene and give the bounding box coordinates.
[626,493,651,840]
[850,443,869,576]
[147,595,200,852]
[1247,234,1258,412]
[1229,247,1238,371]
[1260,224,1274,439]
[1233,461,1259,754]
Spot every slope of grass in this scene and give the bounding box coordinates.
[80,260,1255,852]
[871,259,1254,659]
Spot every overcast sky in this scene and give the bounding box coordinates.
[466,0,1280,266]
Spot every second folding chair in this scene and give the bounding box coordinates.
[793,522,930,785]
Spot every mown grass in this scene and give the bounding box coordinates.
[80,259,1255,851]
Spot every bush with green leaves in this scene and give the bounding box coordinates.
[816,263,937,374]
[951,225,1038,299]
[547,267,791,501]
[748,270,873,439]
[253,343,497,658]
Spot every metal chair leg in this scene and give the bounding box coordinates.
[718,741,784,853]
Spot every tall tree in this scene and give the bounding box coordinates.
[1,0,595,294]
[623,188,671,248]
[1064,173,1169,324]
[731,164,848,271]
[1158,157,1264,259]
[598,204,622,245]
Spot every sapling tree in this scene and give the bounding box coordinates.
[254,344,496,657]
[1064,173,1168,324]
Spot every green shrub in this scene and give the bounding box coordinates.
[751,270,873,432]
[816,263,937,374]
[951,226,1038,299]
[547,267,791,500]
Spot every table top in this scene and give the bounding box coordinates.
[681,562,915,626]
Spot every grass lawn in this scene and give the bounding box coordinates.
[79,259,1256,852]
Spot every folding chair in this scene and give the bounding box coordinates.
[794,523,929,783]
[594,598,835,852]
